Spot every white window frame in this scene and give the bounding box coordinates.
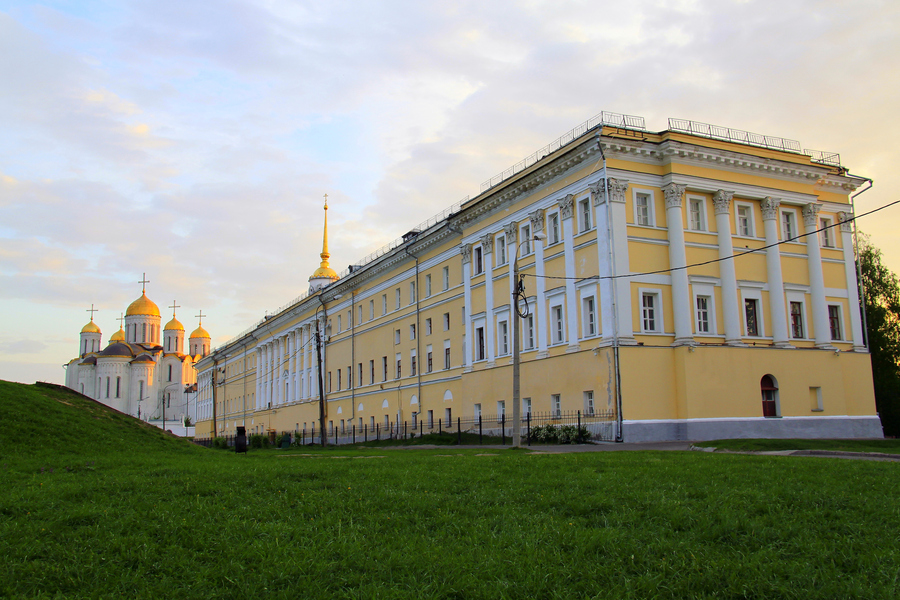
[786,292,809,340]
[410,323,416,340]
[520,223,533,256]
[547,211,561,245]
[735,202,755,238]
[474,321,486,362]
[581,294,597,338]
[820,217,835,248]
[425,317,432,336]
[473,244,484,275]
[382,294,387,315]
[394,329,400,344]
[781,207,799,242]
[639,288,663,334]
[584,391,594,416]
[688,195,707,232]
[498,400,506,422]
[525,314,535,350]
[496,234,507,266]
[633,189,655,227]
[551,304,565,344]
[498,319,509,356]
[692,282,717,336]
[425,274,432,297]
[442,266,450,291]
[551,394,561,417]
[827,303,845,341]
[369,300,375,321]
[395,288,401,309]
[740,287,765,338]
[409,281,416,305]
[578,196,592,233]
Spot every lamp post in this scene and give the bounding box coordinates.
[315,294,341,446]
[512,232,546,447]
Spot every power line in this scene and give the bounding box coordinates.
[523,197,900,284]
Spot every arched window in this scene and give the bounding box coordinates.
[168,364,173,382]
[116,377,121,398]
[761,375,779,417]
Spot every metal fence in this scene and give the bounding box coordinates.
[195,409,617,448]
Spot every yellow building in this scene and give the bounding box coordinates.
[195,113,881,443]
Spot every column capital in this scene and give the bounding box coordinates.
[802,202,822,227]
[590,178,629,206]
[459,243,472,264]
[504,220,518,243]
[663,183,686,209]
[529,209,545,233]
[480,233,494,254]
[837,211,854,232]
[558,194,575,220]
[760,197,781,221]
[712,190,734,215]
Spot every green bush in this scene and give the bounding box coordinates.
[249,434,267,449]
[212,437,229,450]
[528,424,591,444]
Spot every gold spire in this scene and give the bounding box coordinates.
[310,193,339,282]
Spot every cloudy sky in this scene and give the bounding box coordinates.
[2,0,899,385]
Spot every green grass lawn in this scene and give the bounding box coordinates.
[2,381,899,599]
[695,438,900,454]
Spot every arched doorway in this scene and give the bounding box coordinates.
[761,375,779,417]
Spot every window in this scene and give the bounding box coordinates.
[106,377,110,398]
[396,354,402,379]
[745,298,760,337]
[582,297,596,337]
[337,315,342,333]
[584,391,594,416]
[394,329,401,344]
[370,359,375,384]
[357,306,362,326]
[521,223,532,255]
[427,346,433,373]
[115,376,120,398]
[820,218,834,247]
[409,281,416,304]
[337,369,342,391]
[552,394,561,417]
[327,372,332,393]
[410,324,416,340]
[553,306,564,343]
[443,312,450,331]
[810,386,824,411]
[828,305,843,341]
[761,375,779,417]
[496,235,507,266]
[635,192,652,226]
[348,309,352,328]
[696,296,711,334]
[782,209,797,242]
[396,288,401,309]
[369,300,375,321]
[410,351,417,376]
[444,342,451,370]
[642,292,660,333]
[168,364,173,382]
[425,318,432,336]
[523,397,532,416]
[525,315,535,349]
[579,198,592,232]
[358,363,363,387]
[425,274,432,297]
[474,403,481,419]
[474,246,484,275]
[382,294,387,315]
[548,212,560,244]
[689,197,705,231]
[382,357,388,382]
[790,301,804,338]
[498,320,509,355]
[475,327,486,361]
[737,204,753,237]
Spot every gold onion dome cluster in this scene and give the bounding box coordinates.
[190,324,210,339]
[81,320,101,334]
[109,327,126,342]
[125,292,161,317]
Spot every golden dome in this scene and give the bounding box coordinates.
[310,265,339,279]
[110,327,126,342]
[126,292,160,317]
[165,317,185,331]
[190,324,210,339]
[81,320,101,334]
[308,194,340,284]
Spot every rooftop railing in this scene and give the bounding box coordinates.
[668,118,803,153]
[480,111,646,192]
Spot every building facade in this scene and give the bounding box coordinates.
[65,282,211,432]
[195,113,882,442]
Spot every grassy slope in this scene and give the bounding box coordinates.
[1,381,899,599]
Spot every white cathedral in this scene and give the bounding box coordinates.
[64,278,212,433]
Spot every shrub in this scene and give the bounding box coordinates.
[249,434,267,449]
[528,424,591,444]
[212,437,229,450]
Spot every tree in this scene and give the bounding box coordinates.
[858,235,900,436]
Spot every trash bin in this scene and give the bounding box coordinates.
[235,426,248,454]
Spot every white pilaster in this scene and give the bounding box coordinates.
[838,212,865,350]
[530,209,549,358]
[761,197,791,347]
[505,221,518,363]
[804,203,834,349]
[712,191,744,345]
[663,183,694,346]
[482,234,496,366]
[559,194,580,351]
[461,244,474,371]
[593,178,635,345]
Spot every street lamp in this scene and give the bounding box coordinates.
[315,294,341,446]
[512,231,546,447]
